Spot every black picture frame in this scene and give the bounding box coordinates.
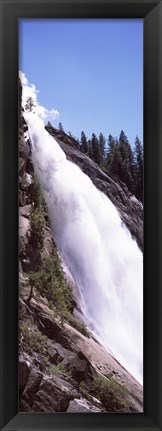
[0,0,162,430]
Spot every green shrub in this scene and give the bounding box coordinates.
[28,252,91,337]
[31,173,47,213]
[28,256,73,315]
[29,207,46,251]
[20,320,48,357]
[42,256,73,312]
[63,310,90,337]
[80,375,132,412]
[79,381,94,402]
[19,302,26,321]
[19,236,26,259]
[49,362,70,376]
[27,255,90,337]
[28,173,49,252]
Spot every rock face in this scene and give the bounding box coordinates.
[46,126,143,251]
[67,398,102,413]
[19,296,97,413]
[19,294,143,413]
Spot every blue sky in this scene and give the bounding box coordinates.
[19,19,143,147]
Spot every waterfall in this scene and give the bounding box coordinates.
[25,112,143,385]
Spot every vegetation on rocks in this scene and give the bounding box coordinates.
[29,208,46,251]
[31,173,48,213]
[20,320,48,359]
[49,363,70,376]
[80,374,134,412]
[19,236,26,259]
[28,256,73,315]
[27,256,89,337]
[62,310,90,337]
[79,129,143,202]
[27,174,47,252]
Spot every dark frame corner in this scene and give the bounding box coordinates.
[0,1,162,430]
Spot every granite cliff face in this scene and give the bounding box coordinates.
[19,79,143,413]
[46,125,143,251]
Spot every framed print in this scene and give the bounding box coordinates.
[0,0,162,430]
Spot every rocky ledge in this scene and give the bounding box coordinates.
[19,278,143,413]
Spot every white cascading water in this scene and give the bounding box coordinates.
[25,112,143,385]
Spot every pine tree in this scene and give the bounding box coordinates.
[109,145,123,177]
[98,132,106,165]
[106,134,117,167]
[87,139,92,158]
[118,130,134,191]
[80,131,88,154]
[118,130,129,159]
[91,133,101,164]
[47,121,52,127]
[134,136,143,201]
[25,97,35,112]
[58,122,64,132]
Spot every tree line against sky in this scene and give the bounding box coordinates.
[58,121,143,203]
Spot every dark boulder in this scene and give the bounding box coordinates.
[63,356,88,383]
[35,379,71,411]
